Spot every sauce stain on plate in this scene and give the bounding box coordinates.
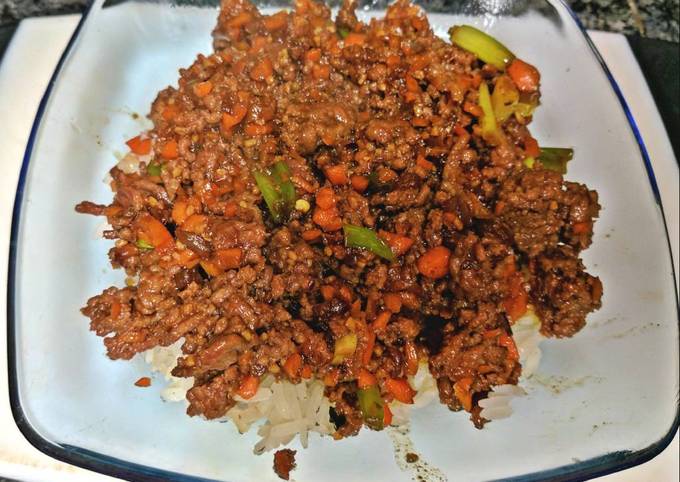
[387,423,447,482]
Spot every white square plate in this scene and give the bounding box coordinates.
[8,0,678,480]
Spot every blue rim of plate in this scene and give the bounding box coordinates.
[6,0,679,480]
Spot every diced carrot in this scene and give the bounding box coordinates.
[161,139,179,159]
[263,11,287,31]
[312,208,342,232]
[312,63,331,80]
[182,214,208,234]
[378,231,414,257]
[524,135,540,157]
[283,352,303,379]
[372,311,392,331]
[383,403,393,426]
[478,364,495,374]
[176,248,200,268]
[507,58,540,93]
[250,57,274,82]
[126,135,152,155]
[172,199,189,225]
[416,154,434,171]
[453,377,473,411]
[386,54,400,68]
[350,175,369,193]
[498,335,519,362]
[494,200,506,215]
[344,33,366,47]
[215,248,243,270]
[162,104,179,121]
[237,375,260,399]
[338,286,352,304]
[136,213,173,251]
[357,368,377,389]
[411,15,427,31]
[301,229,322,242]
[482,328,503,340]
[453,124,469,138]
[572,221,590,234]
[223,202,238,217]
[383,293,402,313]
[404,91,418,103]
[404,341,418,376]
[323,368,340,387]
[412,117,429,127]
[227,12,252,29]
[362,331,376,365]
[135,377,151,387]
[504,274,528,322]
[320,285,336,301]
[110,300,121,319]
[315,187,336,210]
[193,80,213,98]
[384,378,415,404]
[405,75,420,93]
[301,364,313,379]
[244,123,273,136]
[249,35,269,53]
[409,54,430,72]
[417,246,451,279]
[463,101,482,117]
[324,165,348,185]
[221,104,248,130]
[305,48,322,63]
[199,260,223,277]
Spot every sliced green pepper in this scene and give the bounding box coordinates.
[253,161,297,223]
[357,385,384,430]
[478,82,499,144]
[272,161,296,211]
[538,147,573,174]
[332,333,358,364]
[343,224,395,261]
[147,162,162,177]
[449,25,515,70]
[135,239,154,250]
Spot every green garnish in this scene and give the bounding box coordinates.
[332,333,358,364]
[147,162,162,177]
[253,161,297,222]
[343,224,395,261]
[136,239,154,250]
[478,82,499,143]
[338,27,350,39]
[357,385,385,430]
[449,25,515,70]
[523,156,536,169]
[538,147,573,174]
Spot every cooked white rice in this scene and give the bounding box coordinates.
[141,308,544,452]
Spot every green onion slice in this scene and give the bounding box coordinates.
[449,25,515,70]
[357,385,385,430]
[343,224,395,261]
[538,147,573,174]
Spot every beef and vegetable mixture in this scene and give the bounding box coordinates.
[77,0,602,436]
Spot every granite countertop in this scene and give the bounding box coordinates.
[1,0,679,41]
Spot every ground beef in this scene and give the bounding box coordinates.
[530,246,603,337]
[76,0,602,443]
[273,449,297,480]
